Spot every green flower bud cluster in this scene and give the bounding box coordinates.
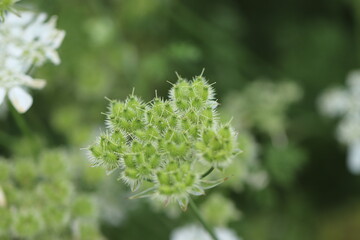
[200,193,241,227]
[211,132,267,192]
[88,74,239,209]
[0,150,104,240]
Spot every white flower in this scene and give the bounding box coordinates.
[319,70,360,174]
[0,69,46,113]
[347,70,360,96]
[0,11,65,113]
[318,88,350,117]
[170,224,242,240]
[0,185,6,207]
[348,141,360,175]
[336,113,360,145]
[319,70,360,119]
[245,169,269,190]
[0,12,65,69]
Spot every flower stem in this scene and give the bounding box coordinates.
[0,130,15,147]
[189,198,218,240]
[201,167,214,179]
[9,105,39,157]
[9,104,32,137]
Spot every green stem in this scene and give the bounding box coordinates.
[9,104,40,157]
[9,104,32,137]
[201,167,214,179]
[189,198,218,240]
[0,130,15,147]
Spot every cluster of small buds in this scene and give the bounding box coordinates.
[212,132,267,192]
[319,70,360,174]
[0,11,65,113]
[0,150,104,239]
[200,193,241,227]
[88,74,239,210]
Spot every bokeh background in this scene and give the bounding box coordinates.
[1,0,360,239]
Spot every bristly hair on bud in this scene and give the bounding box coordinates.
[0,0,20,21]
[85,72,240,209]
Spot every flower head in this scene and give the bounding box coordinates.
[87,74,239,209]
[319,70,360,174]
[0,11,65,113]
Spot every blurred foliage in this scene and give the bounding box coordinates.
[0,0,360,239]
[0,148,105,239]
[200,193,241,227]
[264,144,306,188]
[223,80,302,140]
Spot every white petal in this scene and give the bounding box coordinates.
[52,30,66,48]
[0,88,6,105]
[216,228,242,240]
[26,78,47,89]
[46,50,61,65]
[318,89,350,117]
[347,141,360,174]
[170,224,241,240]
[8,87,33,113]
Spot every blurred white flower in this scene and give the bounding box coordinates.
[0,70,46,113]
[336,113,360,145]
[318,88,349,117]
[319,70,360,174]
[245,169,269,190]
[170,224,242,240]
[0,185,6,207]
[0,11,65,113]
[348,141,360,175]
[347,70,360,96]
